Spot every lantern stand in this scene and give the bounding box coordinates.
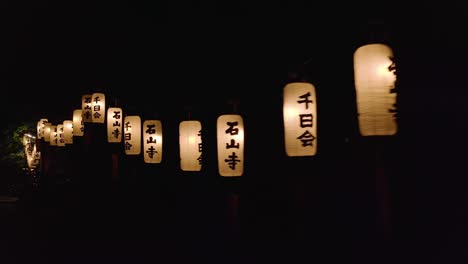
[372,137,392,242]
[109,97,122,194]
[70,108,85,202]
[282,67,319,244]
[222,99,242,240]
[83,89,108,207]
[120,106,141,199]
[355,19,396,251]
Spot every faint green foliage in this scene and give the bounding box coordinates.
[0,121,35,170]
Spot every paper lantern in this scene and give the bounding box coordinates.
[22,134,29,147]
[29,148,40,169]
[73,109,84,136]
[63,120,73,144]
[57,124,65,147]
[43,122,52,142]
[107,107,123,143]
[123,115,141,155]
[81,94,93,122]
[22,134,34,154]
[26,144,40,169]
[283,82,318,157]
[143,120,163,163]
[91,93,105,123]
[179,120,202,171]
[37,118,48,139]
[49,125,57,146]
[217,114,244,177]
[353,43,398,136]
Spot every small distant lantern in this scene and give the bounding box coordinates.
[57,124,65,147]
[353,43,398,136]
[73,109,84,136]
[49,125,57,146]
[143,120,163,163]
[43,123,52,142]
[217,114,244,177]
[283,82,318,157]
[81,94,93,122]
[30,147,40,169]
[107,107,123,143]
[63,120,73,144]
[179,120,202,171]
[37,118,48,139]
[123,115,141,155]
[91,93,105,123]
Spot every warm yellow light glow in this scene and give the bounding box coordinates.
[49,125,57,146]
[82,94,93,122]
[73,109,84,136]
[217,115,244,177]
[91,93,105,123]
[354,43,397,136]
[107,107,123,143]
[179,120,202,171]
[283,82,317,157]
[63,120,73,144]
[57,124,65,147]
[37,118,48,139]
[124,116,141,155]
[22,135,29,146]
[143,120,163,163]
[44,123,52,142]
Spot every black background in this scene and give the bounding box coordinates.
[2,1,468,263]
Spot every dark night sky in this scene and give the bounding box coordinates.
[3,1,468,262]
[3,1,466,122]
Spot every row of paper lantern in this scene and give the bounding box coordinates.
[35,43,398,177]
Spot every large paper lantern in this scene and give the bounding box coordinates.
[143,120,163,163]
[107,107,123,143]
[353,43,397,136]
[43,122,52,142]
[49,125,57,146]
[81,94,93,122]
[37,118,48,139]
[283,82,318,157]
[217,114,244,177]
[179,120,202,171]
[63,120,73,144]
[91,93,105,123]
[123,115,141,155]
[73,109,84,136]
[57,124,65,147]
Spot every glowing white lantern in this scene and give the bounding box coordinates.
[73,109,84,136]
[37,118,48,139]
[143,120,163,163]
[31,149,40,169]
[81,94,93,122]
[22,134,29,147]
[217,114,244,177]
[49,125,57,146]
[123,116,141,155]
[91,93,105,123]
[57,124,65,147]
[283,82,318,157]
[107,107,123,143]
[43,123,52,142]
[353,43,398,136]
[179,120,202,171]
[63,120,73,144]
